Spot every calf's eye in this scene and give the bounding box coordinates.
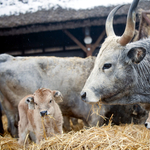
[102,63,112,70]
[50,100,52,103]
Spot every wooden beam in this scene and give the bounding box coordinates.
[63,29,105,57]
[138,10,150,40]
[142,10,150,26]
[63,29,87,53]
[0,16,127,36]
[92,30,106,52]
[86,44,93,56]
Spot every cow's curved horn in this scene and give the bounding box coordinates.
[106,5,124,37]
[118,0,139,46]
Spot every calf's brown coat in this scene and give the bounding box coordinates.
[18,88,63,145]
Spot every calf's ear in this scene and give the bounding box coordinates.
[25,96,35,109]
[127,47,146,64]
[53,91,63,103]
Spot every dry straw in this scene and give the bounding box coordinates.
[1,113,150,150]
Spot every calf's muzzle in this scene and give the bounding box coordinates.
[40,110,47,117]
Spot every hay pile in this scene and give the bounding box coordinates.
[1,115,150,150]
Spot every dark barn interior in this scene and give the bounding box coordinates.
[0,26,105,57]
[0,24,125,57]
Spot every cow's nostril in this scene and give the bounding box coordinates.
[80,91,86,100]
[145,123,148,128]
[40,111,47,117]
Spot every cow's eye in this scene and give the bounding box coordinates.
[50,100,52,103]
[102,63,112,70]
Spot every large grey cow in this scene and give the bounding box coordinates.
[0,54,106,137]
[0,53,148,138]
[81,0,150,110]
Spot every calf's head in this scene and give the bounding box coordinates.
[81,0,148,105]
[26,88,63,117]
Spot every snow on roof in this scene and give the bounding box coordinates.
[0,0,133,17]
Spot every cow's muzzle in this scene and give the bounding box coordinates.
[145,121,150,129]
[80,89,100,104]
[80,91,87,102]
[40,111,47,117]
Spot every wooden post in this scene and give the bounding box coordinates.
[86,44,93,56]
[142,10,150,26]
[63,29,105,57]
[138,10,150,40]
[92,30,105,51]
[85,30,105,57]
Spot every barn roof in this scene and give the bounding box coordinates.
[0,0,150,36]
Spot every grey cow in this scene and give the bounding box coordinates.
[0,54,104,137]
[81,0,150,111]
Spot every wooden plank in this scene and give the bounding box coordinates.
[0,16,128,36]
[142,10,150,26]
[63,29,87,53]
[86,44,93,57]
[92,30,106,52]
[138,10,150,40]
[64,29,106,57]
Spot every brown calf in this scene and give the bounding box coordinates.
[18,88,63,145]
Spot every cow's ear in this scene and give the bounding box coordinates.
[25,96,35,109]
[53,91,63,103]
[127,47,146,64]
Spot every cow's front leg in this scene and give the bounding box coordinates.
[18,125,29,145]
[35,128,45,144]
[46,126,54,137]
